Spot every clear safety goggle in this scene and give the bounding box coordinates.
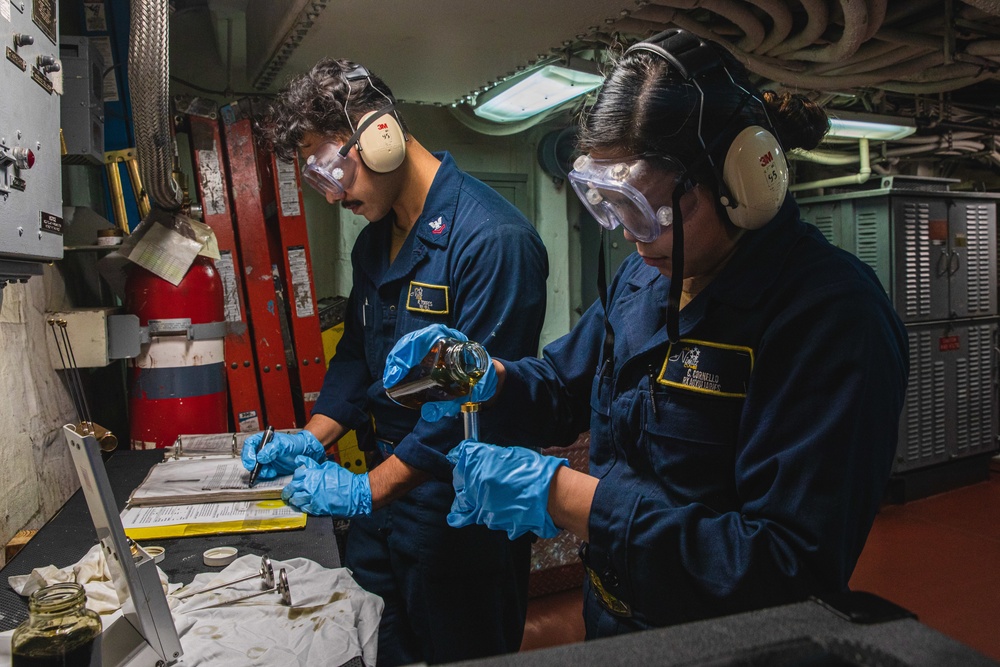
[301,142,358,200]
[568,154,684,242]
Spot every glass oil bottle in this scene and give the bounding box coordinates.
[386,336,489,408]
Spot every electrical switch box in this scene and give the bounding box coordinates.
[1,0,63,283]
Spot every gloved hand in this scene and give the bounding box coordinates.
[383,324,498,422]
[281,456,372,517]
[446,440,568,540]
[241,430,326,480]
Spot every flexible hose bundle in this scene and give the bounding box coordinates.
[129,0,183,211]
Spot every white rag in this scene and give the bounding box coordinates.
[6,543,172,614]
[4,549,383,667]
[169,555,383,667]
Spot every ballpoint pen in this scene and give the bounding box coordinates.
[247,426,275,488]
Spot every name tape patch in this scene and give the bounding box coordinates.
[658,338,754,398]
[406,281,449,315]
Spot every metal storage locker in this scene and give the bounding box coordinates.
[896,319,998,473]
[798,178,999,484]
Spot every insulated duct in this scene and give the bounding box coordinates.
[129,0,183,211]
[627,0,1000,95]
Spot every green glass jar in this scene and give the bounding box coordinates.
[11,582,102,667]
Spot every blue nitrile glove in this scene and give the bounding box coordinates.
[420,361,497,422]
[382,324,498,423]
[446,440,568,540]
[281,456,372,517]
[241,430,326,480]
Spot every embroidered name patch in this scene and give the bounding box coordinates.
[658,338,754,397]
[406,281,449,314]
[585,566,632,618]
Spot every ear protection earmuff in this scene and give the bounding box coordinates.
[624,29,787,230]
[344,65,407,173]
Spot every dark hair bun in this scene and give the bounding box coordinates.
[762,91,830,152]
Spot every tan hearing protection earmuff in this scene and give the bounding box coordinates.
[624,29,788,230]
[344,65,407,173]
[354,109,407,173]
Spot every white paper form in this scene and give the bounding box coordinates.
[122,500,303,529]
[128,457,292,507]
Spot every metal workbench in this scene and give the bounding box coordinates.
[0,448,341,633]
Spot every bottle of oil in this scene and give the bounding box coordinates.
[386,336,489,409]
[11,582,102,667]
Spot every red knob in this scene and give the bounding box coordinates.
[13,147,34,170]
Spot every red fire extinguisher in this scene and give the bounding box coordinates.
[125,256,228,449]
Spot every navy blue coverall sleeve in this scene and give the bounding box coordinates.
[395,219,548,478]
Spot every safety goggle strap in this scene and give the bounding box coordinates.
[666,184,685,344]
[598,230,615,380]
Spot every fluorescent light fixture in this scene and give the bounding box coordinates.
[474,64,604,123]
[826,111,916,140]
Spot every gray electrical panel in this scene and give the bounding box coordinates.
[798,177,999,476]
[59,35,103,165]
[0,0,62,283]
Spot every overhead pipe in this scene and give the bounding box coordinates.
[863,0,889,41]
[791,138,988,168]
[789,137,871,192]
[884,0,944,23]
[884,141,987,157]
[962,0,1000,17]
[783,0,869,63]
[646,1,766,52]
[620,1,992,98]
[944,0,955,64]
[705,0,766,52]
[663,12,950,91]
[748,0,793,54]
[918,120,1000,135]
[812,44,928,77]
[966,40,1000,56]
[879,66,989,94]
[874,28,944,51]
[612,15,676,37]
[739,44,947,90]
[788,148,862,166]
[896,131,985,143]
[629,3,678,26]
[767,0,829,57]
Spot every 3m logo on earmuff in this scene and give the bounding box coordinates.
[343,64,407,173]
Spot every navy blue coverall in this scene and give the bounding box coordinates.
[312,153,549,665]
[488,196,908,637]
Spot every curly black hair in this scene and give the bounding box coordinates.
[255,58,406,162]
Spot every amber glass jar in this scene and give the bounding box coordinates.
[386,336,489,408]
[11,582,102,666]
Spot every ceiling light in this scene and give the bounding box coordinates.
[826,111,916,140]
[474,64,603,123]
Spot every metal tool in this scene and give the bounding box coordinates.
[174,555,274,600]
[248,425,275,488]
[461,402,480,440]
[188,568,291,612]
